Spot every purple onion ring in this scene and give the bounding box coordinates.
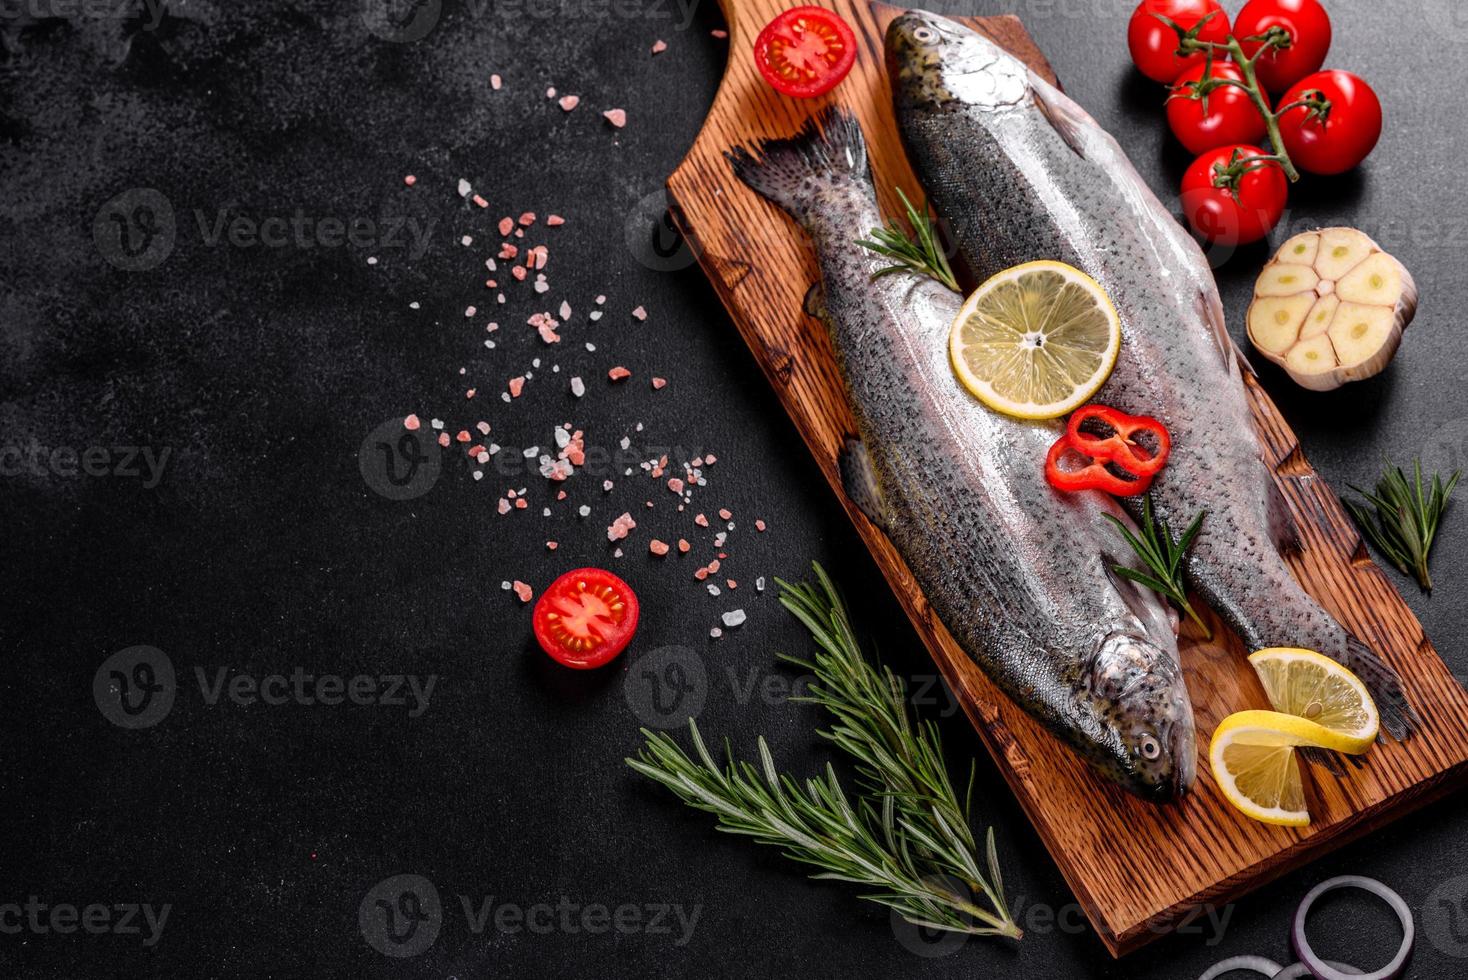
[1198,955,1283,979]
[1273,963,1363,979]
[1291,876,1413,980]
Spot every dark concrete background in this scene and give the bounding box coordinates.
[2,0,1466,977]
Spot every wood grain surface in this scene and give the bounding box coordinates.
[666,0,1468,957]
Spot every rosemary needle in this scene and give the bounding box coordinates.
[627,564,1019,940]
[1346,458,1459,593]
[856,188,961,294]
[1103,495,1212,640]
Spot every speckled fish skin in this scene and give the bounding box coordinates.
[886,11,1418,739]
[728,108,1195,800]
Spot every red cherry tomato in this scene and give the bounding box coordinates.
[1277,70,1382,175]
[532,568,640,669]
[1234,0,1331,94]
[1166,61,1271,155]
[753,6,857,99]
[1127,0,1231,83]
[1180,145,1288,246]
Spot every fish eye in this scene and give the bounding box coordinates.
[1138,734,1162,761]
[912,26,939,45]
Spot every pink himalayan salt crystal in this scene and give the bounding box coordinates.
[649,539,670,556]
[651,377,667,390]
[511,266,527,282]
[677,539,690,553]
[719,508,732,520]
[491,74,502,90]
[693,567,709,581]
[513,580,533,602]
[438,433,451,448]
[547,215,565,226]
[473,194,488,209]
[499,217,514,236]
[755,519,767,532]
[603,108,626,128]
[607,512,637,542]
[403,414,421,431]
[546,541,557,551]
[456,430,471,443]
[694,513,709,527]
[515,498,527,509]
[537,323,560,344]
[607,366,631,381]
[667,477,684,494]
[519,212,537,226]
[558,95,579,112]
[652,39,667,54]
[631,305,648,321]
[403,174,417,186]
[711,29,727,39]
[508,376,525,397]
[498,498,511,515]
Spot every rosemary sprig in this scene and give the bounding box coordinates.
[627,564,1020,941]
[1345,459,1459,593]
[856,188,960,294]
[1102,495,1212,640]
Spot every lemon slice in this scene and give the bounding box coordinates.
[949,260,1122,420]
[1210,710,1357,827]
[1248,648,1379,751]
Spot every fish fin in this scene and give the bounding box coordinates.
[802,282,828,322]
[725,107,869,224]
[1195,287,1255,379]
[1336,635,1420,741]
[1031,82,1091,160]
[838,437,886,530]
[1297,746,1364,777]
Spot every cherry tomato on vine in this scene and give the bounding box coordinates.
[1180,144,1288,246]
[1127,0,1231,83]
[1234,0,1332,94]
[1166,61,1271,155]
[753,6,857,99]
[1277,70,1382,175]
[532,568,640,669]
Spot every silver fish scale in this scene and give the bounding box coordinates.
[797,171,1185,778]
[887,11,1417,737]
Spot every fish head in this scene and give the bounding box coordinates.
[1083,631,1197,800]
[884,11,1030,113]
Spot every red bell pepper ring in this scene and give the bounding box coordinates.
[1064,405,1172,479]
[1045,436,1153,497]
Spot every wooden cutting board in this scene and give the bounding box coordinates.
[667,0,1468,957]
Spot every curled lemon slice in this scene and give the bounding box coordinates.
[949,260,1121,420]
[1248,647,1378,751]
[1209,710,1361,827]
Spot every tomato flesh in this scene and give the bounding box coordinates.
[1278,70,1382,175]
[533,568,640,669]
[754,6,857,99]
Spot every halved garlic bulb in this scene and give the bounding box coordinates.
[1246,228,1417,391]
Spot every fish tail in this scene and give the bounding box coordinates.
[726,107,871,224]
[1339,634,1421,741]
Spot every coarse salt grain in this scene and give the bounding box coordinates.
[603,108,626,128]
[631,305,648,321]
[652,39,667,54]
[491,74,502,90]
[404,174,417,186]
[558,95,579,112]
[513,580,533,602]
[403,414,420,431]
[608,366,631,381]
[649,539,670,556]
[722,609,746,628]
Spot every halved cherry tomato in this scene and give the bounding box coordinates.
[532,568,640,669]
[1065,405,1172,479]
[1166,61,1270,155]
[1277,70,1382,175]
[1180,144,1288,246]
[753,6,857,100]
[1127,0,1231,84]
[1234,0,1331,94]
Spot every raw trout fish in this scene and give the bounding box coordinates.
[728,108,1196,800]
[886,10,1417,739]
